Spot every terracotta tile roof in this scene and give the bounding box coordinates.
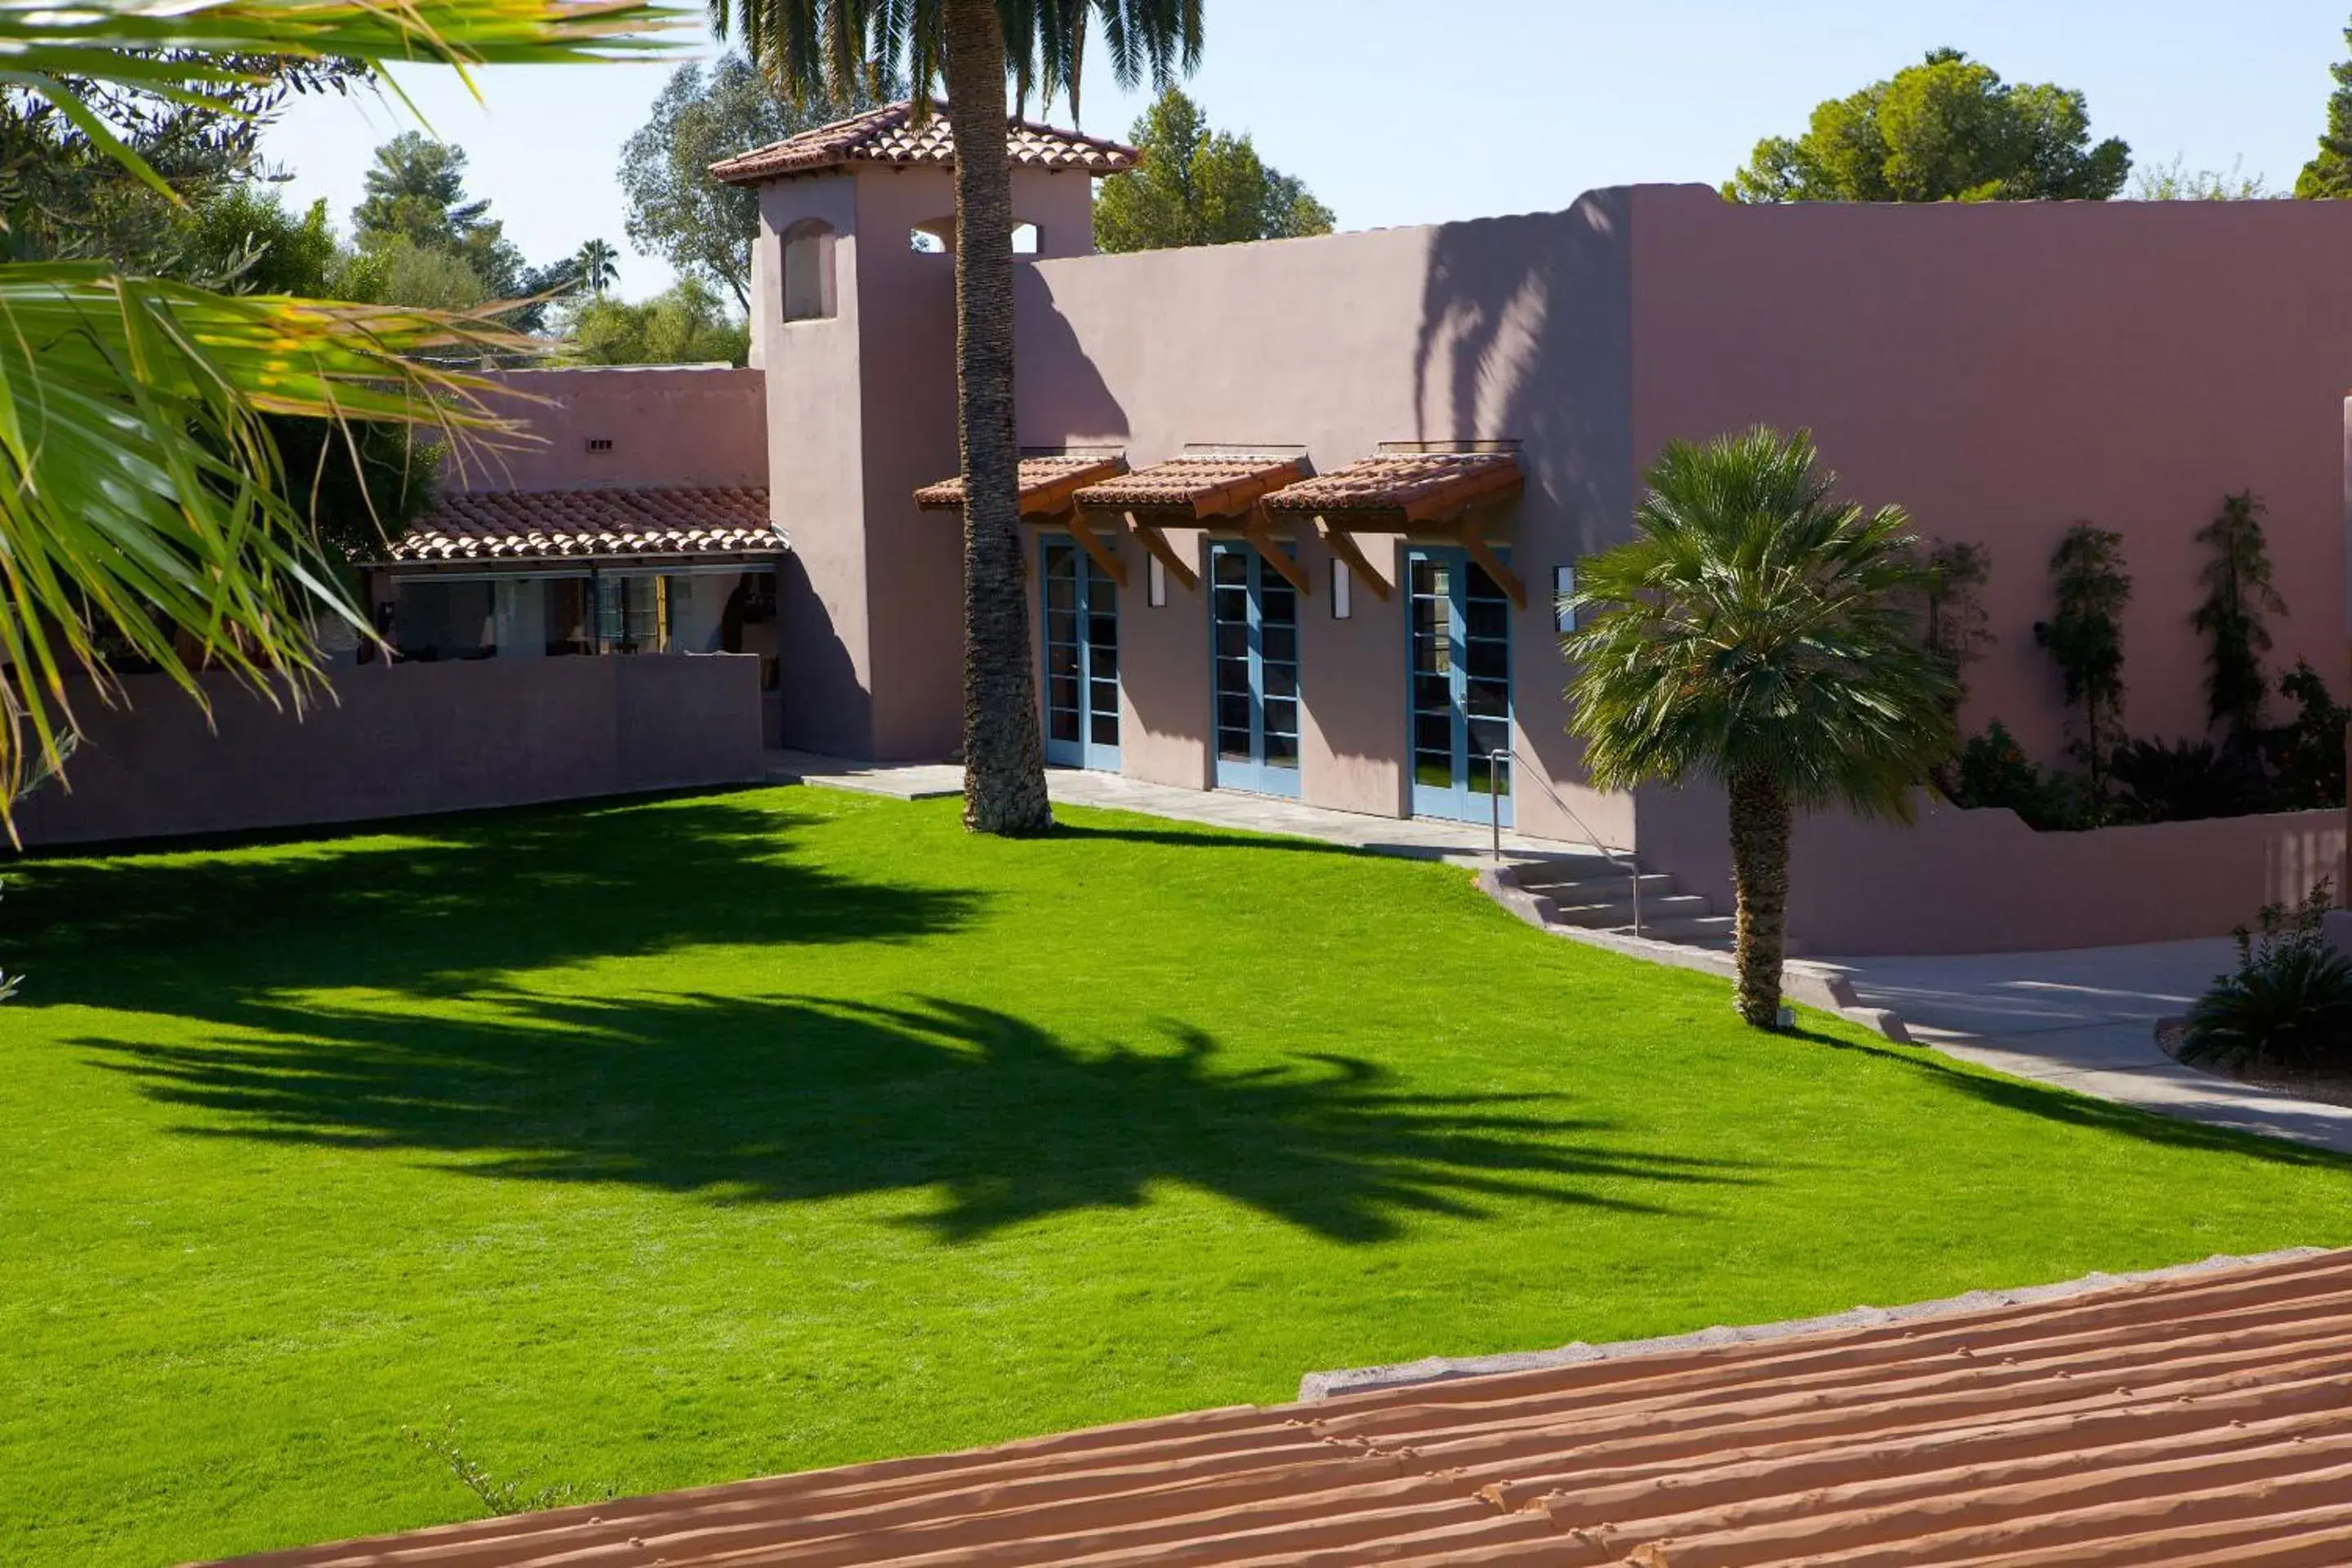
[206,1248,2352,1567]
[913,454,1128,516]
[385,489,783,565]
[709,99,1139,185]
[1262,452,1526,526]
[1071,455,1308,519]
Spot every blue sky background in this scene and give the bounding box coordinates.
[261,2,2352,302]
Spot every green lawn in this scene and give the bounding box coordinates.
[5,785,2350,1565]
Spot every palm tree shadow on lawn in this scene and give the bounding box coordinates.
[80,991,1747,1244]
[11,795,984,1004]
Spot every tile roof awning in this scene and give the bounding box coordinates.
[385,488,783,568]
[212,1248,2352,1567]
[1070,454,1307,520]
[1071,455,1312,597]
[710,99,1140,185]
[912,455,1128,518]
[1261,451,1524,528]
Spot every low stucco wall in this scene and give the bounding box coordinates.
[1639,785,2347,957]
[13,656,766,849]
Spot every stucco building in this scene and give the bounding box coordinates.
[697,103,2352,882]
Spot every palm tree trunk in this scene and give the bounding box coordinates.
[1726,764,1793,1028]
[943,0,1053,835]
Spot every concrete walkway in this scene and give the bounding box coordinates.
[1822,940,2352,1155]
[764,751,1611,866]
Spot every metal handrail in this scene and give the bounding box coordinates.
[1486,747,1644,939]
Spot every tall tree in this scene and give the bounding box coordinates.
[1564,429,1954,1028]
[619,51,883,310]
[2034,523,2132,820]
[2298,21,2352,198]
[1093,87,1332,252]
[561,276,748,364]
[710,0,1201,835]
[0,0,679,829]
[352,131,528,297]
[2193,491,2284,746]
[1727,48,2130,204]
[573,237,620,296]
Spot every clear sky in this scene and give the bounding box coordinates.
[261,1,2352,303]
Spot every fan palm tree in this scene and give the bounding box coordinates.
[1564,428,1957,1028]
[0,0,683,833]
[575,237,621,296]
[707,0,1201,835]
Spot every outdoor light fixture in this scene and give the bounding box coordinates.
[1148,555,1168,608]
[1555,564,1576,632]
[1331,555,1352,619]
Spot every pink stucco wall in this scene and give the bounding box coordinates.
[448,367,767,494]
[1640,782,2346,956]
[1015,197,1640,846]
[12,657,766,849]
[1630,184,2352,764]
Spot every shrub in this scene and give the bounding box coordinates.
[2180,880,2352,1071]
[2108,736,2270,823]
[1949,721,2091,830]
[2265,659,2350,812]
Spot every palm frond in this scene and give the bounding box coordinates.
[1563,426,1958,817]
[0,265,532,827]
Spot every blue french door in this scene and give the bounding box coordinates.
[1041,537,1120,770]
[1209,541,1301,796]
[1409,546,1512,825]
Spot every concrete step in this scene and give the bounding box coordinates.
[1515,865,1677,898]
[1632,913,1740,943]
[1545,893,1714,928]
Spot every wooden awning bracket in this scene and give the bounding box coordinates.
[1453,517,1527,610]
[1063,510,1129,589]
[1245,508,1312,597]
[1122,511,1199,592]
[1315,516,1392,602]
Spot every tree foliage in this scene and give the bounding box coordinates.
[1564,427,1954,1026]
[2131,154,2269,201]
[559,276,747,365]
[2297,21,2352,199]
[1727,48,2130,204]
[1093,87,1332,252]
[618,51,881,310]
[2192,491,2284,744]
[2033,523,2132,817]
[0,0,684,825]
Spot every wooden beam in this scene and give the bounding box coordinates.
[1454,519,1528,610]
[1066,512,1129,589]
[1245,510,1312,597]
[1122,511,1198,592]
[1315,516,1392,602]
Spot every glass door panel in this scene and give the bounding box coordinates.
[1209,541,1302,796]
[1041,537,1120,770]
[1408,546,1512,824]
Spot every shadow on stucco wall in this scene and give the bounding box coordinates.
[1408,191,1640,840]
[1017,270,1131,449]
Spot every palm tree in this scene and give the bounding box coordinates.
[708,0,1201,835]
[575,238,622,296]
[1563,428,1956,1028]
[0,0,681,834]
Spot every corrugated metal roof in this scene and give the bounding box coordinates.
[203,1248,2352,1566]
